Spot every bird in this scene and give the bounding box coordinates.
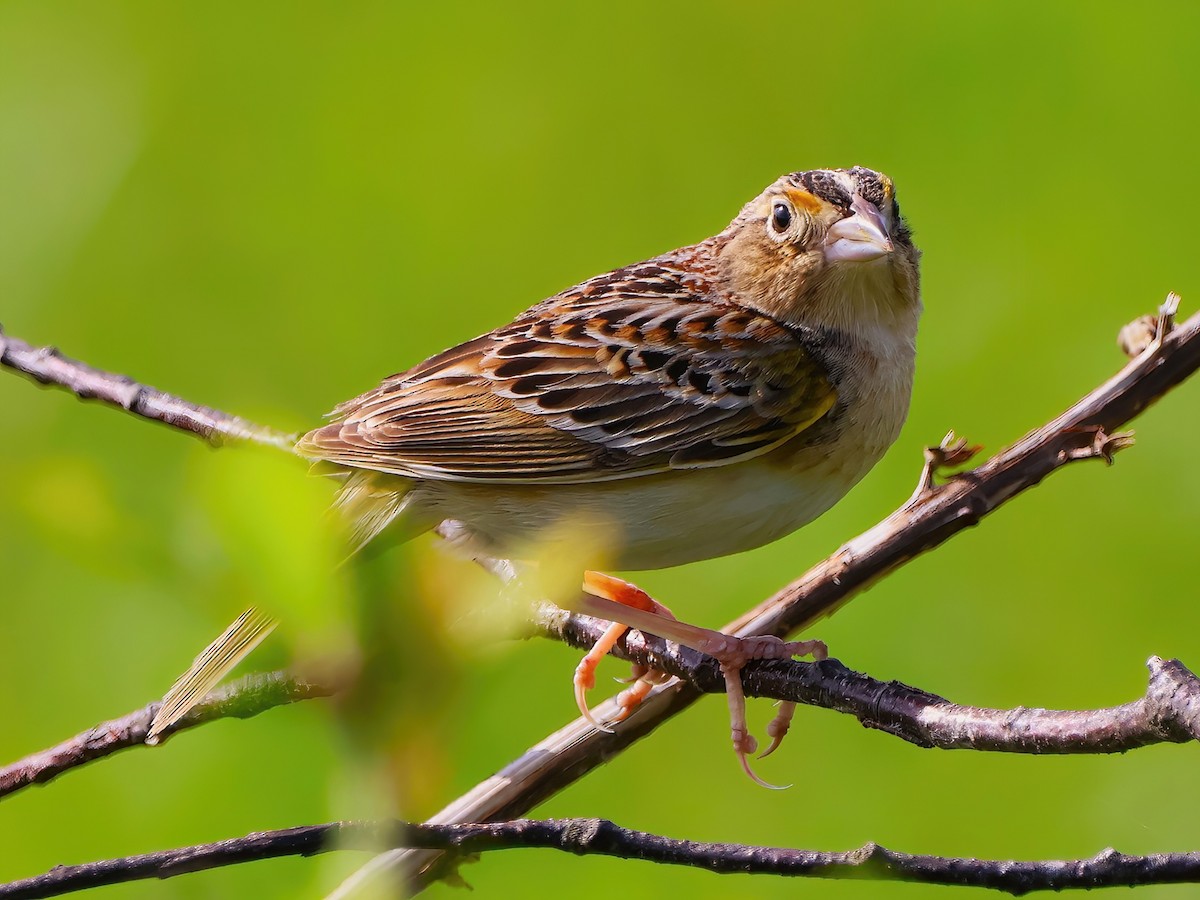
[294,166,922,783]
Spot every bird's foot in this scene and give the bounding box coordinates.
[573,572,675,731]
[704,635,826,789]
[575,571,826,788]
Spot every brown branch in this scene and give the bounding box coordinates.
[535,607,1200,753]
[5,816,1200,898]
[370,296,1200,893]
[0,326,296,450]
[0,673,335,800]
[6,641,1195,815]
[6,644,1192,816]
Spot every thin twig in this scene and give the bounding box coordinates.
[4,815,1200,898]
[0,326,296,449]
[0,673,336,800]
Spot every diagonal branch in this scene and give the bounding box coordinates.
[5,815,1200,898]
[0,673,336,800]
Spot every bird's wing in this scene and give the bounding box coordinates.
[296,262,836,484]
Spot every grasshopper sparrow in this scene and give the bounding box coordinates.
[296,166,921,782]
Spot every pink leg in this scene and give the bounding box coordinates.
[573,620,629,732]
[573,572,676,729]
[715,644,823,789]
[612,664,671,721]
[576,571,828,787]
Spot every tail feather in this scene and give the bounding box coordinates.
[334,470,428,554]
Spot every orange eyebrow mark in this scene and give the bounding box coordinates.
[784,188,823,214]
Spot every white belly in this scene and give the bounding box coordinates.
[411,460,851,569]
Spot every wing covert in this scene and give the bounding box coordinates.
[297,262,836,484]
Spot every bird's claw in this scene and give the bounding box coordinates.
[575,570,825,786]
[716,640,824,785]
[757,700,796,759]
[612,677,654,722]
[574,656,615,733]
[733,728,790,790]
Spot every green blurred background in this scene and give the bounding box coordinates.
[2,1,1199,896]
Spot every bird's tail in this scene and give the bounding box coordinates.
[332,469,431,555]
[143,472,423,744]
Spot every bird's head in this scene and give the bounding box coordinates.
[717,167,921,334]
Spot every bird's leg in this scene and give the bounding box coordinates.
[573,572,677,731]
[575,571,826,788]
[695,632,826,789]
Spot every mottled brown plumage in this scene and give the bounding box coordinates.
[302,264,835,481]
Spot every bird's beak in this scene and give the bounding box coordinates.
[823,193,893,263]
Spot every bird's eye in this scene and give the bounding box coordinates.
[771,202,792,234]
